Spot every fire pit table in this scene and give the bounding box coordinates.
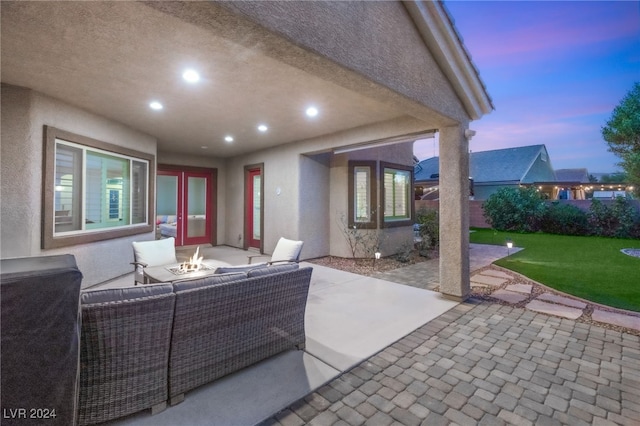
[143,260,231,284]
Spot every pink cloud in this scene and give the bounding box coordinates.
[457,2,639,65]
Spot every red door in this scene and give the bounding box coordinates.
[183,171,212,246]
[245,167,262,250]
[156,170,183,244]
[157,168,213,246]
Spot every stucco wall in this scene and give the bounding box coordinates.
[220,0,467,125]
[220,116,432,260]
[1,86,437,282]
[223,146,303,257]
[1,84,157,287]
[329,143,415,259]
[299,153,331,259]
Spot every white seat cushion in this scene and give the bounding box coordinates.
[270,238,303,263]
[132,237,178,267]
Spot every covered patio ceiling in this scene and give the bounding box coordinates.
[1,1,415,158]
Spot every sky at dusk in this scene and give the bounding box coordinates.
[414,0,640,174]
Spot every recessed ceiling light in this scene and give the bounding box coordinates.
[182,69,200,83]
[306,106,319,117]
[225,135,234,143]
[149,101,163,110]
[258,124,268,132]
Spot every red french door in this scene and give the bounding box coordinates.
[157,168,214,246]
[245,165,263,250]
[183,171,212,246]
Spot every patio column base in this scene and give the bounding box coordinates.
[440,292,469,303]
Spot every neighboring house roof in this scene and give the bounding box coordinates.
[554,168,589,183]
[414,157,440,182]
[415,144,556,184]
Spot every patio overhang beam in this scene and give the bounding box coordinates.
[332,130,436,155]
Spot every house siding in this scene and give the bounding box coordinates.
[220,116,431,260]
[1,84,431,287]
[1,84,157,287]
[522,153,556,183]
[473,185,503,200]
[299,153,331,259]
[2,1,482,287]
[329,143,415,258]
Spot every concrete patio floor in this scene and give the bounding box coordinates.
[96,244,640,425]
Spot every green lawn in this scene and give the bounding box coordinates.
[470,228,640,312]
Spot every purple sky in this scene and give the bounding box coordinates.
[414,1,640,174]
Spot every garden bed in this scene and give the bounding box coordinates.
[307,249,435,277]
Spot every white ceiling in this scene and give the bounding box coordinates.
[1,1,405,158]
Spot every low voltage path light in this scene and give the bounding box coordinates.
[374,251,381,268]
[506,239,513,256]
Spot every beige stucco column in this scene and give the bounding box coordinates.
[438,125,470,301]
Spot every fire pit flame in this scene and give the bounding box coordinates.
[179,246,204,272]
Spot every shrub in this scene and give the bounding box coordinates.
[588,197,640,238]
[610,196,639,238]
[394,241,414,263]
[482,187,546,232]
[588,198,616,236]
[415,206,439,253]
[337,212,386,259]
[540,202,589,236]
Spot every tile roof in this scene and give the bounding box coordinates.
[415,144,554,183]
[555,168,589,183]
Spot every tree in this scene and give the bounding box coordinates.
[621,152,640,198]
[602,82,640,196]
[600,172,627,183]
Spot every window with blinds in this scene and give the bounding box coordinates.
[54,140,148,235]
[43,126,154,249]
[348,161,377,228]
[354,166,371,222]
[381,162,413,227]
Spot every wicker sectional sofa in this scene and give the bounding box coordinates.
[78,263,312,425]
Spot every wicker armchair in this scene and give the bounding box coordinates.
[168,265,312,404]
[78,285,176,425]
